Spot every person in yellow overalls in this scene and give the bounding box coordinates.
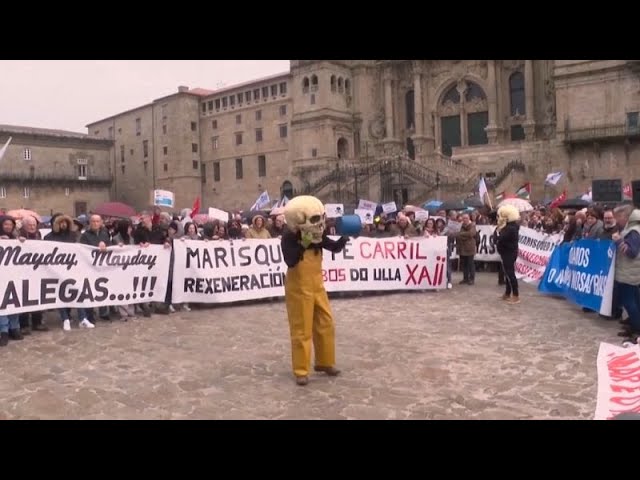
[282,196,348,386]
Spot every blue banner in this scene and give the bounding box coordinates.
[538,239,616,316]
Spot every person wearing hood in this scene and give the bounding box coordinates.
[245,215,271,239]
[496,205,521,305]
[582,207,606,239]
[0,215,24,345]
[612,209,640,343]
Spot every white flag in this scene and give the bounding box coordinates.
[250,191,270,211]
[545,172,563,186]
[478,177,490,206]
[0,137,12,162]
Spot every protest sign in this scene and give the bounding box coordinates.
[358,199,378,211]
[414,211,429,222]
[538,239,615,315]
[382,202,398,214]
[354,209,375,225]
[325,204,344,218]
[0,241,170,315]
[208,207,229,223]
[594,342,640,420]
[153,189,175,208]
[514,228,564,283]
[171,236,448,304]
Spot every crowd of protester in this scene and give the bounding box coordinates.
[1,198,639,346]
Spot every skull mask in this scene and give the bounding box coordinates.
[284,195,326,244]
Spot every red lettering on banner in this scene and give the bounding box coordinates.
[609,394,640,407]
[607,351,640,370]
[404,264,438,286]
[611,384,640,394]
[384,242,396,259]
[397,241,407,259]
[322,269,346,283]
[359,240,430,261]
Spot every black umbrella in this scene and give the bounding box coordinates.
[439,200,466,211]
[464,196,485,208]
[557,197,591,209]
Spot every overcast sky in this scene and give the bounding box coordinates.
[0,60,290,133]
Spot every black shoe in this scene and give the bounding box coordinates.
[8,329,24,341]
[143,310,151,318]
[459,280,468,285]
[21,327,32,336]
[620,318,631,326]
[99,316,111,322]
[0,332,8,347]
[32,324,49,332]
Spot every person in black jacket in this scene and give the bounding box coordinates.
[496,205,521,305]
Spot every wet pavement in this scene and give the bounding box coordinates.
[0,272,622,419]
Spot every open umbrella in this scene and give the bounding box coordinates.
[92,202,137,218]
[423,200,443,209]
[439,200,466,211]
[6,209,42,222]
[497,197,533,212]
[557,197,591,210]
[464,196,485,208]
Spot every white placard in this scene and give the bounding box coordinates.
[354,209,375,225]
[325,203,344,218]
[382,202,398,214]
[414,211,430,222]
[153,189,175,208]
[358,199,378,211]
[208,207,229,224]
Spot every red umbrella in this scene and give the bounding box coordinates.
[93,202,137,218]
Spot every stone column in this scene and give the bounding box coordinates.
[384,69,395,140]
[523,59,536,141]
[458,81,468,147]
[485,60,500,144]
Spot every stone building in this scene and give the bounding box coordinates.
[86,60,640,212]
[0,125,113,216]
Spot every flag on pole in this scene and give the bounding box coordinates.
[478,177,492,208]
[515,183,531,200]
[624,184,632,200]
[549,190,567,209]
[273,196,290,208]
[581,189,592,202]
[0,137,12,162]
[545,172,563,186]
[250,191,271,211]
[190,196,201,217]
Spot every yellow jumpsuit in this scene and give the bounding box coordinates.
[284,248,336,378]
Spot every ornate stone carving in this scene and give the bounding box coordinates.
[368,109,386,139]
[503,60,523,71]
[465,97,488,113]
[438,100,460,116]
[478,60,488,79]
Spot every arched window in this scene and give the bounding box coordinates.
[331,75,337,92]
[345,79,351,95]
[405,90,415,129]
[406,137,415,160]
[509,72,525,116]
[338,77,344,93]
[302,77,309,93]
[337,137,348,159]
[281,180,294,200]
[438,80,489,155]
[311,75,318,86]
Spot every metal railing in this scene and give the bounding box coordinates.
[565,123,640,143]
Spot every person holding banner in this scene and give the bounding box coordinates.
[0,215,24,345]
[281,196,348,386]
[496,205,521,304]
[612,209,640,342]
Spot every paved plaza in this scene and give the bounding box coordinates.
[0,272,622,420]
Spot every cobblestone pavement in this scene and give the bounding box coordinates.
[0,272,623,420]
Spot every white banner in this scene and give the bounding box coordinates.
[449,226,563,283]
[171,236,448,304]
[325,204,344,218]
[414,211,429,222]
[0,241,171,315]
[595,342,640,420]
[514,227,563,283]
